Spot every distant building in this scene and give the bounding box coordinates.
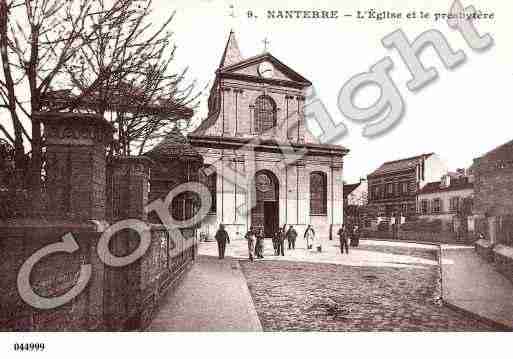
[343,179,368,224]
[473,140,513,246]
[343,179,368,207]
[367,153,447,217]
[416,171,474,230]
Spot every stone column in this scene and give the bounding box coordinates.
[38,112,113,220]
[107,156,153,221]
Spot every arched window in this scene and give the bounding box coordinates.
[254,95,276,134]
[310,171,327,215]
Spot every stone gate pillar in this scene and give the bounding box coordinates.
[37,112,113,220]
[107,156,153,221]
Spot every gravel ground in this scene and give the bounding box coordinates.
[240,258,495,331]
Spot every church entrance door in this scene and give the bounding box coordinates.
[252,170,279,238]
[263,201,279,237]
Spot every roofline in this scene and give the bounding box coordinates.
[367,166,417,178]
[477,139,513,159]
[188,134,349,157]
[381,152,434,166]
[218,52,312,86]
[418,185,474,195]
[368,152,435,177]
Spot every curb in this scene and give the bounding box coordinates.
[438,246,513,331]
[441,299,513,331]
[231,258,264,332]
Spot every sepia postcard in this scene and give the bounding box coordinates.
[0,0,511,357]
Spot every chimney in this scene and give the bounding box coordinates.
[440,174,451,188]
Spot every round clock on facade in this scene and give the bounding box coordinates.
[257,61,274,78]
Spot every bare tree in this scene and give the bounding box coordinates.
[0,0,199,211]
[41,2,200,155]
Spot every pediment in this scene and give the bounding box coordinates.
[219,53,311,86]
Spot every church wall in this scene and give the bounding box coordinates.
[211,79,311,143]
[195,148,345,241]
[192,52,346,241]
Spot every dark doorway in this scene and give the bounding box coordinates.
[263,201,279,237]
[252,170,279,238]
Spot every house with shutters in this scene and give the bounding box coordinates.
[367,153,447,218]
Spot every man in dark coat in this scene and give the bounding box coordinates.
[276,227,285,256]
[338,224,349,254]
[286,225,297,250]
[215,223,230,259]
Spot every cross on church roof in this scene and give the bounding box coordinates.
[262,37,270,53]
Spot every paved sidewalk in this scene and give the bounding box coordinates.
[441,246,513,329]
[147,255,262,331]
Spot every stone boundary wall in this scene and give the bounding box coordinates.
[476,241,513,284]
[362,229,472,244]
[0,112,200,331]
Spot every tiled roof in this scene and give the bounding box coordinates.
[478,139,513,161]
[418,178,473,195]
[343,183,360,198]
[369,153,434,176]
[144,127,201,161]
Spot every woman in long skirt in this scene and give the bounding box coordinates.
[255,228,265,259]
[304,225,315,250]
[245,227,256,262]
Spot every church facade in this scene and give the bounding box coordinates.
[189,32,349,240]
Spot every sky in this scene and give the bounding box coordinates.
[3,0,511,183]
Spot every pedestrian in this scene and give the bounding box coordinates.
[255,227,265,259]
[276,227,285,256]
[215,223,230,259]
[304,224,315,250]
[338,224,349,255]
[272,230,279,255]
[286,225,297,250]
[353,225,360,247]
[245,227,256,262]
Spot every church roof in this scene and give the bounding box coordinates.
[219,30,243,68]
[145,126,202,161]
[218,52,312,86]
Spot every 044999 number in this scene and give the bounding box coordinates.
[13,343,45,352]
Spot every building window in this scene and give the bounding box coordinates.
[310,171,327,215]
[421,199,429,214]
[449,196,460,213]
[402,182,408,194]
[254,95,276,134]
[432,198,441,213]
[387,183,393,195]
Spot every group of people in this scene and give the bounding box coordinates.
[245,224,303,261]
[214,223,361,260]
[336,224,360,254]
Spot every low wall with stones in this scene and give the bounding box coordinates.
[1,112,201,331]
[362,229,468,244]
[0,220,104,331]
[0,220,197,331]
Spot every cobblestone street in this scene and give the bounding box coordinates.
[239,243,496,331]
